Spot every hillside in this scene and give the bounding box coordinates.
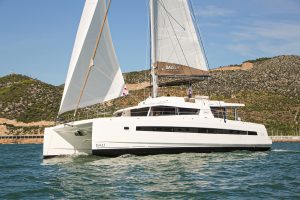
[0,55,299,135]
[0,74,61,122]
[122,55,300,133]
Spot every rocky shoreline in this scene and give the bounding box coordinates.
[1,136,299,144]
[0,137,43,144]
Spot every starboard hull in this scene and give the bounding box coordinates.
[43,116,272,158]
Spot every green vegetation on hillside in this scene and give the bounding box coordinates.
[244,57,272,63]
[0,55,299,135]
[124,70,150,84]
[0,74,61,122]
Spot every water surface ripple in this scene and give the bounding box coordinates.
[0,143,299,199]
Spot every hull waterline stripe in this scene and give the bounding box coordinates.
[92,146,271,157]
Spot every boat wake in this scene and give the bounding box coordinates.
[118,154,136,158]
[272,149,300,153]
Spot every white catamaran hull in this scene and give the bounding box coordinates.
[43,116,272,158]
[43,1,273,159]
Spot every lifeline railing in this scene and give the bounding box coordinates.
[56,110,300,136]
[57,109,243,123]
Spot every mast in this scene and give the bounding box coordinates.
[149,0,158,98]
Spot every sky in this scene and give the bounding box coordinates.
[0,0,299,85]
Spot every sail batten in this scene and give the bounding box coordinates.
[150,0,208,77]
[59,0,125,115]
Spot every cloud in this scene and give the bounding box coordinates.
[227,44,255,57]
[256,40,300,55]
[251,22,300,40]
[259,0,300,15]
[231,21,300,42]
[194,5,234,17]
[227,21,300,56]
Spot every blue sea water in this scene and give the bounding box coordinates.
[0,143,299,199]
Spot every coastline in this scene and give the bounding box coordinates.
[0,135,299,144]
[271,136,300,143]
[0,135,43,144]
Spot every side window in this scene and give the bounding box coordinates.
[114,112,122,117]
[131,107,149,116]
[177,108,199,115]
[151,106,176,116]
[210,107,225,118]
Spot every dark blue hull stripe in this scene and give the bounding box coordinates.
[92,146,271,157]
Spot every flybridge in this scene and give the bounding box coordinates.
[113,96,244,119]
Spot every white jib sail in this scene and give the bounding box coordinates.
[59,0,125,115]
[150,0,208,71]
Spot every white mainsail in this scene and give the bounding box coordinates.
[59,0,125,115]
[150,0,208,74]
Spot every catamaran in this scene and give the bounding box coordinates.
[43,0,272,158]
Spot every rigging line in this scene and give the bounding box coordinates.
[74,0,112,117]
[156,0,185,67]
[150,0,160,97]
[189,0,211,97]
[189,0,210,70]
[206,76,211,97]
[159,0,190,69]
[149,0,153,96]
[165,31,185,65]
[181,0,200,72]
[159,2,181,66]
[145,0,150,98]
[157,0,185,31]
[92,0,112,61]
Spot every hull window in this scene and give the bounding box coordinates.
[136,126,257,135]
[248,131,257,135]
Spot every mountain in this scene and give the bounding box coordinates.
[0,74,61,122]
[0,55,299,135]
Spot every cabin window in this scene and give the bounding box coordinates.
[150,106,176,116]
[210,107,226,118]
[177,107,200,115]
[136,126,257,135]
[130,107,150,116]
[114,112,122,117]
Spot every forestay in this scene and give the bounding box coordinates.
[59,0,125,115]
[150,0,209,76]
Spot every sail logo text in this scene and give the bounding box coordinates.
[165,65,178,70]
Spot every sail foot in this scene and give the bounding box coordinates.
[154,62,210,78]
